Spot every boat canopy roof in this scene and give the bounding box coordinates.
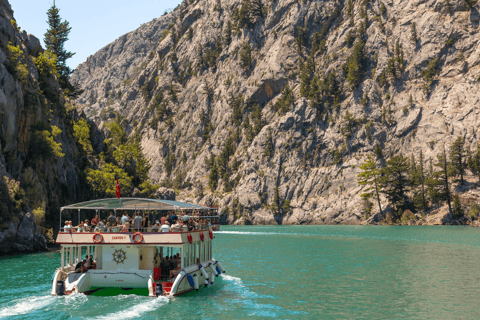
[61,198,213,212]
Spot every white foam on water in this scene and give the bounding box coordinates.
[93,296,169,320]
[220,274,243,285]
[0,295,55,318]
[215,231,288,236]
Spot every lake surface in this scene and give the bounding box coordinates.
[1,225,480,319]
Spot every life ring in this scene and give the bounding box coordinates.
[93,233,103,243]
[209,230,213,239]
[200,232,205,241]
[133,232,144,243]
[187,233,193,244]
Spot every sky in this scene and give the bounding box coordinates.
[10,0,182,70]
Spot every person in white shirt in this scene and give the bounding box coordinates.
[64,221,71,232]
[161,221,170,233]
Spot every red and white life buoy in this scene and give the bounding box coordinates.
[133,232,144,243]
[209,230,213,239]
[200,232,205,241]
[93,233,103,243]
[187,233,193,244]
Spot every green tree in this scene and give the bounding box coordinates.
[357,154,383,216]
[449,136,466,185]
[44,3,74,89]
[380,155,410,218]
[208,161,219,191]
[85,163,133,199]
[467,144,480,182]
[410,151,427,212]
[452,193,464,219]
[73,118,93,154]
[434,147,453,216]
[240,41,252,71]
[346,40,365,88]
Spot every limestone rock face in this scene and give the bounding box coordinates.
[14,212,47,253]
[0,0,85,253]
[154,187,176,200]
[71,0,480,224]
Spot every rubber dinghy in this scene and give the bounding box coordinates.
[51,198,226,297]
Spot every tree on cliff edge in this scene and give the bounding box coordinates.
[44,3,82,97]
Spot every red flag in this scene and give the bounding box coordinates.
[116,178,121,199]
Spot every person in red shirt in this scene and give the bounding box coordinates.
[161,214,166,225]
[91,214,99,229]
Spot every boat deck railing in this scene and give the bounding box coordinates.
[59,225,219,234]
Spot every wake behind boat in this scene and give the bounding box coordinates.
[51,198,226,297]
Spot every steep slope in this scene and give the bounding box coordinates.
[72,0,480,225]
[0,0,87,253]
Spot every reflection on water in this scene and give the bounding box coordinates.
[1,225,480,319]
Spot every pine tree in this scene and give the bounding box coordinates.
[467,144,480,182]
[434,146,453,217]
[44,2,74,89]
[208,161,219,191]
[357,154,383,216]
[380,155,410,218]
[452,193,464,219]
[449,136,466,185]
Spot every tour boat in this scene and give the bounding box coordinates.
[51,198,226,297]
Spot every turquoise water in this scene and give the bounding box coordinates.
[1,225,480,319]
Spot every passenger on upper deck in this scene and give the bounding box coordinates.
[133,214,142,231]
[161,221,170,233]
[152,221,160,231]
[161,214,166,225]
[121,222,130,232]
[83,221,91,232]
[76,221,84,232]
[91,215,99,229]
[107,212,116,225]
[64,221,72,233]
[121,213,129,225]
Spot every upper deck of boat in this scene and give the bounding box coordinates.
[57,198,217,246]
[56,229,212,246]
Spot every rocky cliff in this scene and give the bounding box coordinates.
[0,0,86,253]
[71,0,480,225]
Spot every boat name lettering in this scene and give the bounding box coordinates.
[112,236,126,240]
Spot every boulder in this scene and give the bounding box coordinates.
[154,187,176,200]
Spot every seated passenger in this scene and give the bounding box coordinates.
[121,223,129,232]
[169,260,181,278]
[77,221,84,233]
[161,221,170,233]
[152,221,161,232]
[84,221,91,232]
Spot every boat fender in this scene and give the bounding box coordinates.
[209,230,214,239]
[155,283,163,297]
[93,233,103,243]
[193,274,199,291]
[56,280,65,296]
[216,266,221,275]
[210,265,219,277]
[200,232,205,241]
[204,278,209,287]
[187,233,193,244]
[133,232,143,244]
[186,273,195,288]
[210,271,215,285]
[199,265,209,281]
[217,261,226,273]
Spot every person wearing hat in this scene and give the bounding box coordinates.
[161,221,170,233]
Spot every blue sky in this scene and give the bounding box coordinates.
[10,0,182,70]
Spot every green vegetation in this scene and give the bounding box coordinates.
[273,83,294,114]
[346,40,365,88]
[358,155,383,216]
[44,3,81,97]
[449,137,465,185]
[28,123,65,163]
[240,42,253,72]
[6,43,28,82]
[421,58,439,94]
[73,118,93,154]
